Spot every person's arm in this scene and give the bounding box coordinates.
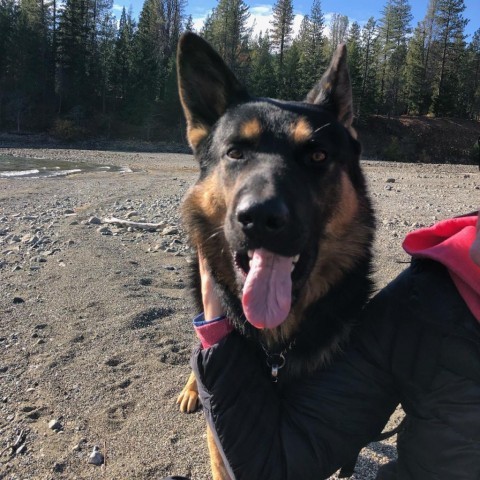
[192,263,402,479]
[469,211,480,266]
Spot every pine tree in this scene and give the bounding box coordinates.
[326,13,348,56]
[249,32,277,97]
[296,0,325,97]
[184,14,193,31]
[270,0,294,73]
[112,7,135,111]
[346,22,363,117]
[201,0,250,74]
[280,40,300,99]
[359,17,380,117]
[404,23,428,114]
[432,0,468,115]
[0,0,20,128]
[377,0,412,115]
[463,28,480,119]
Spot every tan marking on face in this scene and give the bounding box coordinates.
[325,172,359,236]
[187,125,210,149]
[240,118,262,142]
[182,171,238,294]
[291,117,313,144]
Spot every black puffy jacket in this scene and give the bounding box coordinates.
[192,260,480,479]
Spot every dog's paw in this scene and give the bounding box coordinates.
[176,386,200,413]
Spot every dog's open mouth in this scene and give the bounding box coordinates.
[234,249,300,330]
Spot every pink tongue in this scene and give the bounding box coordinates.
[242,248,292,329]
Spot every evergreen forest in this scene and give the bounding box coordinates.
[0,0,479,141]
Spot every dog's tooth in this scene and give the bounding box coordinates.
[293,254,300,264]
[248,250,254,259]
[249,260,252,269]
[291,264,295,273]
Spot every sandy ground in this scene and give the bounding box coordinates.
[0,146,478,480]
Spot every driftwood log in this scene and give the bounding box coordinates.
[103,217,165,231]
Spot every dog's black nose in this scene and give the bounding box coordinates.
[236,197,290,237]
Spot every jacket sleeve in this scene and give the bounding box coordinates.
[192,287,401,480]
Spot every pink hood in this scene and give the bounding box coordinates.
[403,215,480,322]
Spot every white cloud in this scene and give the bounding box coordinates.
[193,6,304,39]
[113,3,124,11]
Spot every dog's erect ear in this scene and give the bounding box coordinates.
[177,33,249,150]
[305,44,353,128]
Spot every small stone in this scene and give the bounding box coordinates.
[52,462,65,473]
[88,216,102,225]
[20,405,36,412]
[15,444,27,455]
[97,226,112,235]
[384,185,393,191]
[162,226,179,235]
[88,446,104,466]
[386,178,396,183]
[64,209,75,214]
[48,419,62,431]
[126,211,139,218]
[13,297,25,304]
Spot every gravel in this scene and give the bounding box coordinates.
[0,147,478,479]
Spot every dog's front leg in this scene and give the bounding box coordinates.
[177,371,200,413]
[207,424,232,480]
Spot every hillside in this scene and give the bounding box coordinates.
[358,116,480,165]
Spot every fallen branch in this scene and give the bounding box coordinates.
[103,217,165,231]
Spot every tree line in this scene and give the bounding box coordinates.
[0,0,478,141]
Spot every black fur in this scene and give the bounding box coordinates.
[179,33,375,384]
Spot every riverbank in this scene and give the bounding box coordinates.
[0,146,478,479]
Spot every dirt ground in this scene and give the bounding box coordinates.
[0,146,478,480]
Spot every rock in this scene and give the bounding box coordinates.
[386,178,396,183]
[88,216,102,225]
[15,443,27,455]
[48,419,63,431]
[88,445,104,466]
[97,226,112,235]
[126,211,139,218]
[13,297,25,304]
[52,462,65,473]
[162,226,179,235]
[64,209,75,214]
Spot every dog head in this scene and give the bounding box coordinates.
[178,33,373,337]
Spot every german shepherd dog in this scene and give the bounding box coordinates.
[176,33,375,479]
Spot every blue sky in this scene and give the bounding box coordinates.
[113,0,479,40]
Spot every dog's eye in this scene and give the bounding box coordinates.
[227,148,244,160]
[309,150,327,163]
